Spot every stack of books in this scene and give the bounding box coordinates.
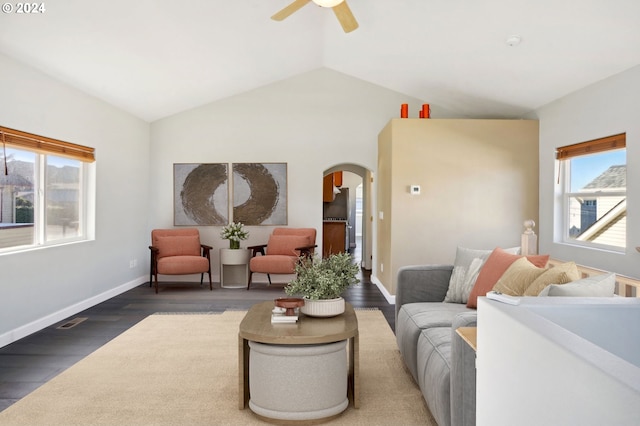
[271,313,299,323]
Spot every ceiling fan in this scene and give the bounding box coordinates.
[271,0,359,33]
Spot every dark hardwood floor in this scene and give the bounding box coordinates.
[0,267,394,412]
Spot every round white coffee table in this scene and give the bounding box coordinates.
[238,301,360,421]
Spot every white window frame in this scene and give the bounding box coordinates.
[558,149,626,253]
[0,146,95,255]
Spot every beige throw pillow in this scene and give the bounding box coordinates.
[523,261,581,296]
[492,257,548,296]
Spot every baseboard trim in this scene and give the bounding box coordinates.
[371,275,396,305]
[0,276,146,349]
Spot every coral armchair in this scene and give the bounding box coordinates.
[149,228,213,293]
[247,228,316,290]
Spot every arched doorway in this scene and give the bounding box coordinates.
[322,164,372,270]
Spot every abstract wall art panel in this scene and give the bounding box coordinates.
[174,163,228,226]
[232,163,287,225]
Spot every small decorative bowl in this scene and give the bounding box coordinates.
[274,298,305,316]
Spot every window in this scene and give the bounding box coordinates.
[0,126,95,252]
[557,133,626,250]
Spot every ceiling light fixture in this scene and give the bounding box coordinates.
[312,0,344,7]
[271,0,357,33]
[506,35,522,47]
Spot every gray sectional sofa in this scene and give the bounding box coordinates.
[394,247,623,426]
[395,264,478,426]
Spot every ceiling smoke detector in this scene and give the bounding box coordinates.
[506,35,522,47]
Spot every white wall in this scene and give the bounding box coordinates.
[0,62,458,344]
[0,54,151,346]
[376,119,539,294]
[477,298,640,426]
[535,65,640,278]
[149,68,449,281]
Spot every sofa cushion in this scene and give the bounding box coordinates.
[523,261,581,296]
[445,257,485,304]
[538,272,616,297]
[492,257,548,296]
[417,327,453,426]
[444,247,492,303]
[467,248,549,308]
[396,302,472,383]
[444,246,520,304]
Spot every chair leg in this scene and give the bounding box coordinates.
[267,274,272,285]
[199,271,212,290]
[154,271,159,294]
[247,271,253,290]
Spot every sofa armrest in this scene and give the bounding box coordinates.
[395,264,454,320]
[450,311,478,426]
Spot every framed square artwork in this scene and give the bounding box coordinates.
[174,163,228,225]
[232,163,287,225]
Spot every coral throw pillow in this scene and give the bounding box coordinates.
[466,247,549,309]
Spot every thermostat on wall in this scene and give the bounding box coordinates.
[410,185,421,195]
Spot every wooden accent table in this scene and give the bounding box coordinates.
[456,326,477,352]
[238,301,360,410]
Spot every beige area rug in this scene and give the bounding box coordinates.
[0,310,435,425]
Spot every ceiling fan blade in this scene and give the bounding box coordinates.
[332,1,359,33]
[271,0,311,21]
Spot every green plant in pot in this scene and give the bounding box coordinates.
[284,252,360,317]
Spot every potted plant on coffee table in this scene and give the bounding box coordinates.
[284,252,360,317]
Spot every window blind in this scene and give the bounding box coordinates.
[0,126,95,162]
[556,133,625,160]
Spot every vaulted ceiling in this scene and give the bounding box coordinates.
[1,0,639,122]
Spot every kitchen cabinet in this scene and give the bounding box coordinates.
[323,221,347,257]
[333,171,343,187]
[322,172,343,202]
[323,174,335,202]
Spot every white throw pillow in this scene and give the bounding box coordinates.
[444,246,520,303]
[538,272,616,297]
[458,257,485,304]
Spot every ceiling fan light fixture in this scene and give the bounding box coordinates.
[272,0,357,33]
[312,0,344,7]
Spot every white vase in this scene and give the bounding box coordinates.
[301,297,345,317]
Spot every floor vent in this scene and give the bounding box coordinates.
[56,317,88,330]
